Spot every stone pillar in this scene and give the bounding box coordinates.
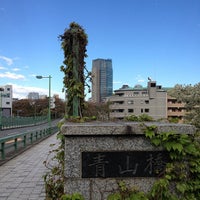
[61,122,195,200]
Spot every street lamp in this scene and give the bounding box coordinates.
[36,75,52,132]
[0,87,4,130]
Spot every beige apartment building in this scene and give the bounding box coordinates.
[109,80,168,120]
[167,95,186,122]
[109,80,187,121]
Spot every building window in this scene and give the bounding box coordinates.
[151,83,156,87]
[6,102,10,105]
[127,100,134,104]
[128,109,134,113]
[145,109,149,113]
[145,100,149,104]
[115,101,123,105]
[7,88,10,91]
[141,109,143,113]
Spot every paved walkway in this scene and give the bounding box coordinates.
[0,133,59,200]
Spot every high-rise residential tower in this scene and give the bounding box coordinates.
[92,58,113,103]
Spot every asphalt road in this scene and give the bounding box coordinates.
[0,118,61,138]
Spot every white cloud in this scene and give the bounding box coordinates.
[30,74,37,77]
[11,84,47,99]
[0,66,7,70]
[24,65,29,69]
[12,67,20,71]
[0,56,13,65]
[10,83,65,100]
[135,75,145,83]
[0,72,25,80]
[137,79,145,83]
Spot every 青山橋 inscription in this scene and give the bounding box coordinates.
[82,151,170,178]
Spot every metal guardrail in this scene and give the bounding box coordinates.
[0,126,58,160]
[1,116,48,130]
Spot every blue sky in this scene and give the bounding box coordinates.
[0,0,199,99]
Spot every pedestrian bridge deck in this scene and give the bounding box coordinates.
[0,133,59,200]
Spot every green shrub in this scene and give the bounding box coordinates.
[138,114,153,121]
[107,181,148,200]
[61,193,84,200]
[125,114,153,122]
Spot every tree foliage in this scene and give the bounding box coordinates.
[59,22,90,117]
[12,97,65,118]
[12,99,48,117]
[83,102,110,121]
[168,83,200,129]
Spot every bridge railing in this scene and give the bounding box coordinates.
[1,116,48,130]
[0,126,59,161]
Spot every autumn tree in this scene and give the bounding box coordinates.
[12,98,65,118]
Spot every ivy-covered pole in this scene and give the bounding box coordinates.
[59,22,88,117]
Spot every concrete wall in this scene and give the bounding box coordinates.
[61,122,195,200]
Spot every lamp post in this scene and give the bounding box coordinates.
[0,88,4,130]
[36,75,52,132]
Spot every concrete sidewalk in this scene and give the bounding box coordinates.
[0,133,59,200]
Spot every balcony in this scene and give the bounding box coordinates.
[167,102,185,108]
[110,104,127,109]
[109,96,125,102]
[167,111,185,117]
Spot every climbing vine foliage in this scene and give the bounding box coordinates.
[59,22,90,117]
[144,125,200,200]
